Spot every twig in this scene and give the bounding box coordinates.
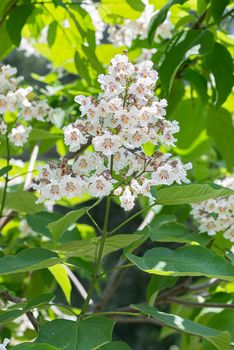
[0,292,39,332]
[189,278,219,292]
[192,9,208,29]
[0,134,10,219]
[24,144,39,191]
[79,195,112,320]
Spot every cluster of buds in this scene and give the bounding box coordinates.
[34,53,191,210]
[191,176,234,241]
[0,65,61,147]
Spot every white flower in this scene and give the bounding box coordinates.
[224,225,234,242]
[119,187,136,211]
[0,339,10,350]
[73,152,96,174]
[0,95,8,113]
[92,131,121,156]
[61,175,84,198]
[98,74,124,98]
[63,124,87,152]
[8,124,31,147]
[151,164,175,185]
[88,175,114,197]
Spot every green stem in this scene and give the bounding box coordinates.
[109,202,156,236]
[79,195,112,320]
[0,133,10,218]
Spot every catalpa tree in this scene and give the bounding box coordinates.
[0,0,233,349]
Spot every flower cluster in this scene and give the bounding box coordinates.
[0,65,61,147]
[34,53,191,210]
[108,1,173,49]
[191,176,234,242]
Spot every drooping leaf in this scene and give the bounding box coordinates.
[159,30,214,94]
[206,107,234,169]
[127,245,234,281]
[26,211,62,239]
[148,0,188,44]
[6,5,33,46]
[155,183,234,205]
[36,317,115,350]
[211,0,230,22]
[0,248,62,276]
[205,43,234,107]
[48,264,72,304]
[47,20,58,47]
[0,23,13,60]
[0,165,12,177]
[48,207,88,241]
[132,305,231,350]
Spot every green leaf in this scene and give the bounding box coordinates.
[29,128,62,141]
[148,0,188,44]
[101,341,132,350]
[74,51,91,83]
[14,344,60,350]
[159,30,214,94]
[48,264,72,304]
[48,207,88,241]
[148,214,210,245]
[58,233,146,259]
[0,190,44,213]
[0,248,62,276]
[0,23,13,60]
[127,245,234,281]
[155,183,234,205]
[205,43,234,107]
[6,5,33,46]
[99,0,144,23]
[0,294,54,324]
[26,212,62,239]
[47,20,58,47]
[0,165,12,177]
[206,107,234,169]
[132,304,231,350]
[211,0,230,22]
[36,317,115,350]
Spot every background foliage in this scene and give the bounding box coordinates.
[0,0,234,349]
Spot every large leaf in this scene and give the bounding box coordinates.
[155,183,234,205]
[159,30,214,94]
[206,107,234,169]
[101,342,132,350]
[211,0,230,22]
[48,207,88,241]
[205,43,234,106]
[36,317,115,350]
[29,128,62,142]
[13,344,60,350]
[148,0,188,44]
[0,248,61,276]
[132,305,231,350]
[0,23,13,59]
[57,233,146,259]
[26,211,62,239]
[6,4,33,46]
[99,0,144,23]
[0,190,44,213]
[127,245,234,281]
[147,214,209,245]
